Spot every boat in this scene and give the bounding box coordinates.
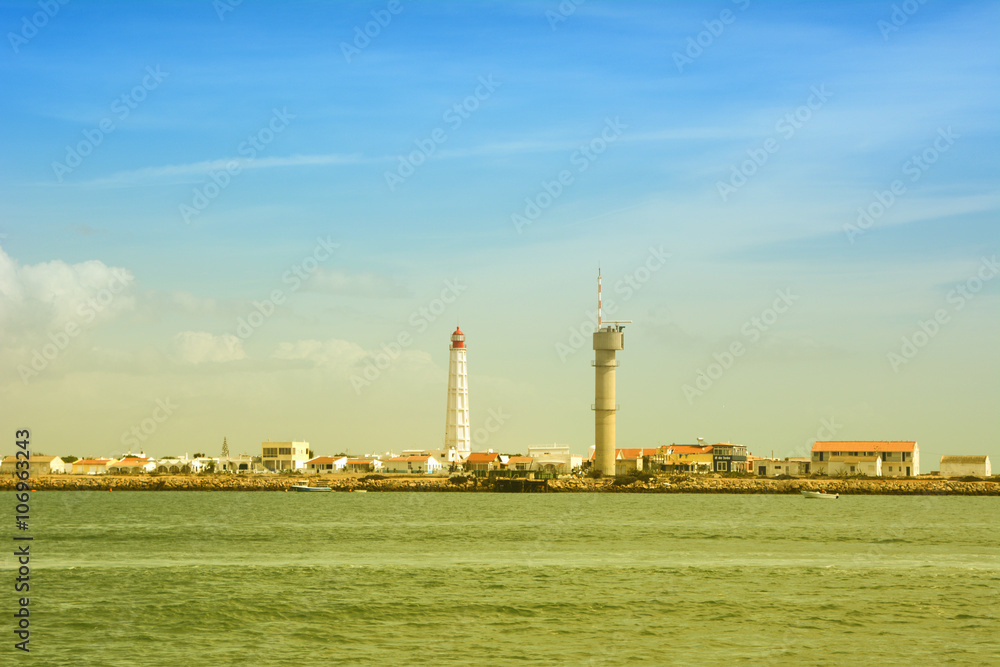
[290,481,331,493]
[801,490,839,499]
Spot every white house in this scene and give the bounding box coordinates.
[1,456,67,475]
[812,441,918,477]
[940,455,991,478]
[384,455,441,474]
[529,444,581,474]
[108,457,156,474]
[825,455,882,477]
[305,456,348,473]
[345,458,383,473]
[753,458,810,477]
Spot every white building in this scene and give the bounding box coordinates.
[753,458,810,477]
[261,441,310,471]
[825,455,882,477]
[444,327,470,454]
[528,444,580,474]
[812,441,918,477]
[384,455,442,474]
[0,456,67,475]
[940,455,991,478]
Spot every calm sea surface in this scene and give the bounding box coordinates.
[11,492,1000,665]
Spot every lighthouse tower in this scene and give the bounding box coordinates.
[593,270,629,476]
[444,327,470,454]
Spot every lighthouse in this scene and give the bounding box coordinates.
[444,326,470,454]
[593,270,629,476]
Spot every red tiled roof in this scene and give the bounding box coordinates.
[74,459,112,466]
[507,456,533,464]
[110,460,151,467]
[664,445,713,455]
[813,441,916,453]
[346,459,375,465]
[466,452,499,463]
[306,457,343,465]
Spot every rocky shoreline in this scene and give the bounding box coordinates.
[4,474,999,495]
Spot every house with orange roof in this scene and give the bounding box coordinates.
[384,455,441,474]
[506,456,533,472]
[654,444,714,473]
[811,441,918,477]
[108,456,156,474]
[71,458,116,475]
[305,456,347,473]
[464,452,501,473]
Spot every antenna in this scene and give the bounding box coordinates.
[597,267,602,329]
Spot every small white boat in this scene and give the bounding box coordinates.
[801,490,839,499]
[291,482,331,493]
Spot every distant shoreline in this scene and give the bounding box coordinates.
[4,474,999,495]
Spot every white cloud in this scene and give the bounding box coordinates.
[173,331,246,364]
[305,269,411,298]
[272,338,367,368]
[0,244,134,342]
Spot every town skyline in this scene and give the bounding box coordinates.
[1,1,997,469]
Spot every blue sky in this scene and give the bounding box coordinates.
[1,0,997,466]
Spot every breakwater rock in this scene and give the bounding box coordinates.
[3,474,998,495]
[548,476,1000,495]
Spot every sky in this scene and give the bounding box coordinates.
[1,0,997,467]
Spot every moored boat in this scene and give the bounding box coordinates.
[801,490,839,499]
[290,481,331,492]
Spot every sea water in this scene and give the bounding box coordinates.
[10,492,1000,665]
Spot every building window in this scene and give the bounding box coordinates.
[279,448,292,456]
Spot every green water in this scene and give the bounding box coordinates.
[6,492,999,665]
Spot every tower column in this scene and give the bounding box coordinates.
[593,328,624,476]
[444,327,470,453]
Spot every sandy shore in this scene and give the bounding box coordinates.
[4,474,999,495]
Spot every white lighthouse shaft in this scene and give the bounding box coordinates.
[445,328,470,453]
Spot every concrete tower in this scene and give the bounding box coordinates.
[593,270,629,476]
[444,326,470,453]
